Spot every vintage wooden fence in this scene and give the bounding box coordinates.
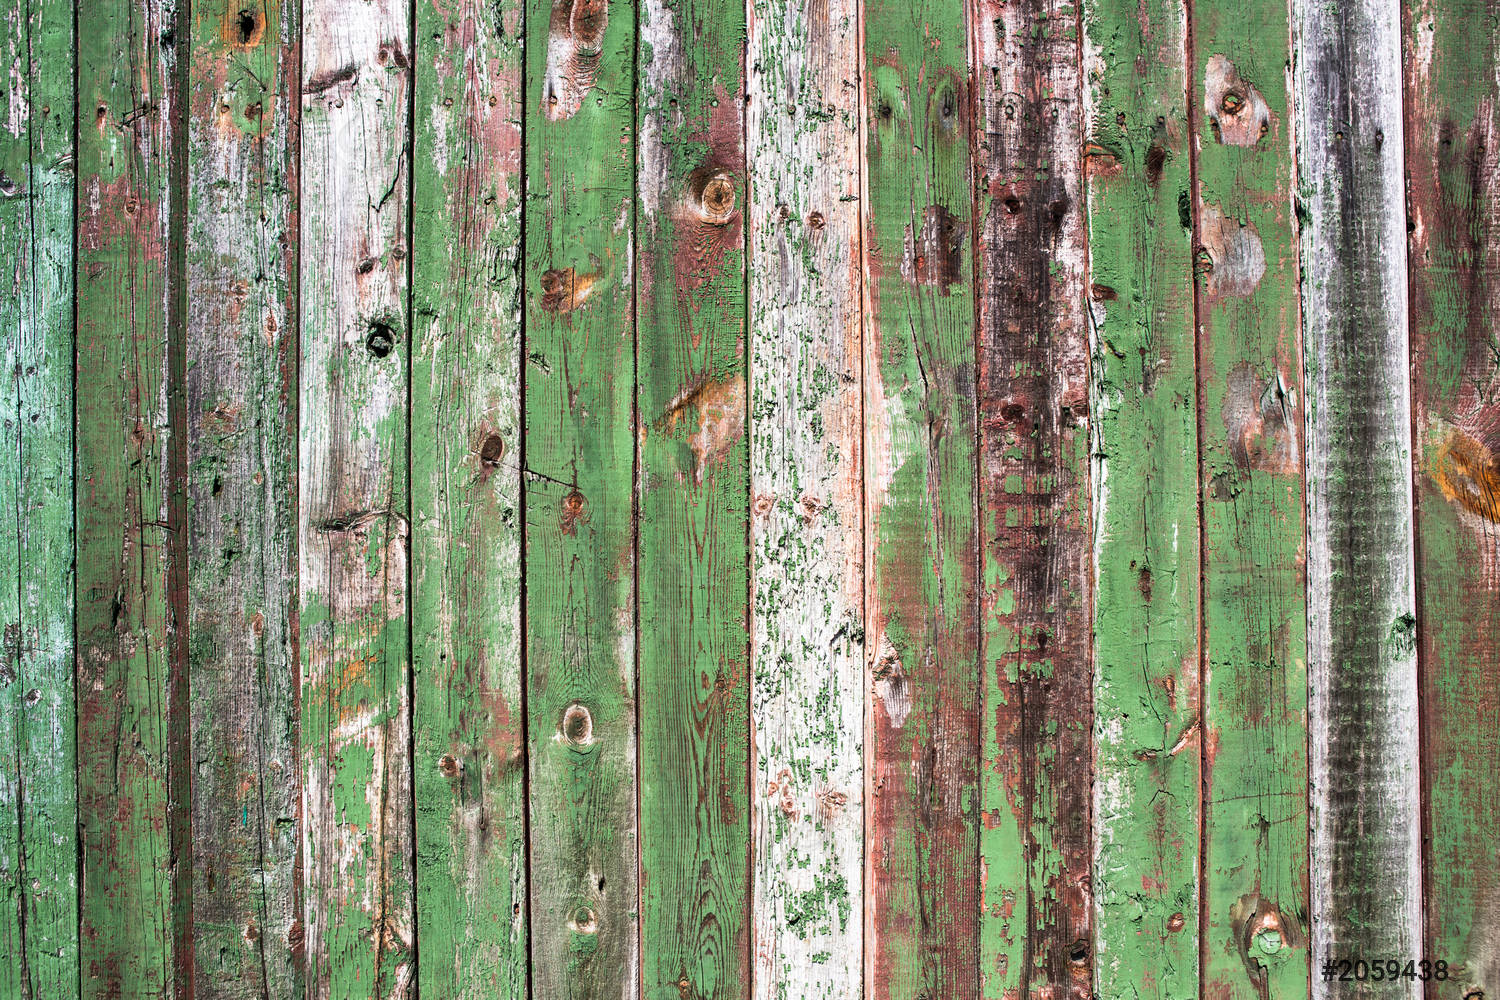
[2,0,1497,998]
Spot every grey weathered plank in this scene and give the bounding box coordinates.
[1295,0,1422,993]
[185,2,301,993]
[299,2,416,995]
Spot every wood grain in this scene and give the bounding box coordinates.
[524,0,639,995]
[75,0,190,994]
[1188,4,1310,998]
[409,0,528,996]
[636,0,751,994]
[1403,2,1500,996]
[1295,1,1421,995]
[971,1,1092,997]
[185,2,301,994]
[860,0,981,996]
[0,0,76,994]
[298,3,415,996]
[1080,0,1201,995]
[747,0,863,995]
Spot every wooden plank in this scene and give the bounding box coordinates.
[859,0,980,996]
[523,0,639,995]
[1079,0,1201,996]
[184,2,300,995]
[0,0,76,994]
[408,0,528,995]
[75,0,190,995]
[298,2,415,996]
[1294,0,1421,992]
[1187,6,1310,999]
[1402,3,1500,995]
[746,0,863,995]
[635,0,750,992]
[971,1,1092,997]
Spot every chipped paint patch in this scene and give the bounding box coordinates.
[1204,54,1271,147]
[1222,363,1298,474]
[871,632,910,729]
[539,266,598,313]
[661,373,746,484]
[900,204,968,289]
[541,0,607,121]
[1198,203,1265,299]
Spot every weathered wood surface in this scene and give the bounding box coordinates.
[75,1,190,996]
[1189,5,1310,1000]
[1189,1,1311,996]
[1081,0,1202,996]
[971,2,1092,998]
[747,0,863,996]
[524,0,639,995]
[0,0,75,994]
[1404,2,1500,997]
[635,0,751,995]
[7,4,1499,998]
[860,0,981,996]
[1295,0,1422,995]
[185,1,300,995]
[410,0,527,996]
[298,2,415,996]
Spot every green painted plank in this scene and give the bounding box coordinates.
[636,0,750,993]
[409,1,528,995]
[746,0,863,994]
[972,2,1093,998]
[75,0,190,995]
[184,3,300,995]
[0,0,76,994]
[1080,0,1201,996]
[524,0,639,996]
[1294,1,1421,994]
[1404,3,1500,996]
[1188,7,1310,998]
[860,0,981,995]
[299,3,415,996]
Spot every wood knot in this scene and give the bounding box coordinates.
[751,493,775,518]
[560,489,588,534]
[479,434,504,469]
[807,211,825,229]
[1167,911,1185,932]
[561,702,594,747]
[1231,893,1300,986]
[569,906,599,935]
[225,7,264,48]
[798,494,824,522]
[690,168,737,225]
[438,753,460,777]
[365,321,397,358]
